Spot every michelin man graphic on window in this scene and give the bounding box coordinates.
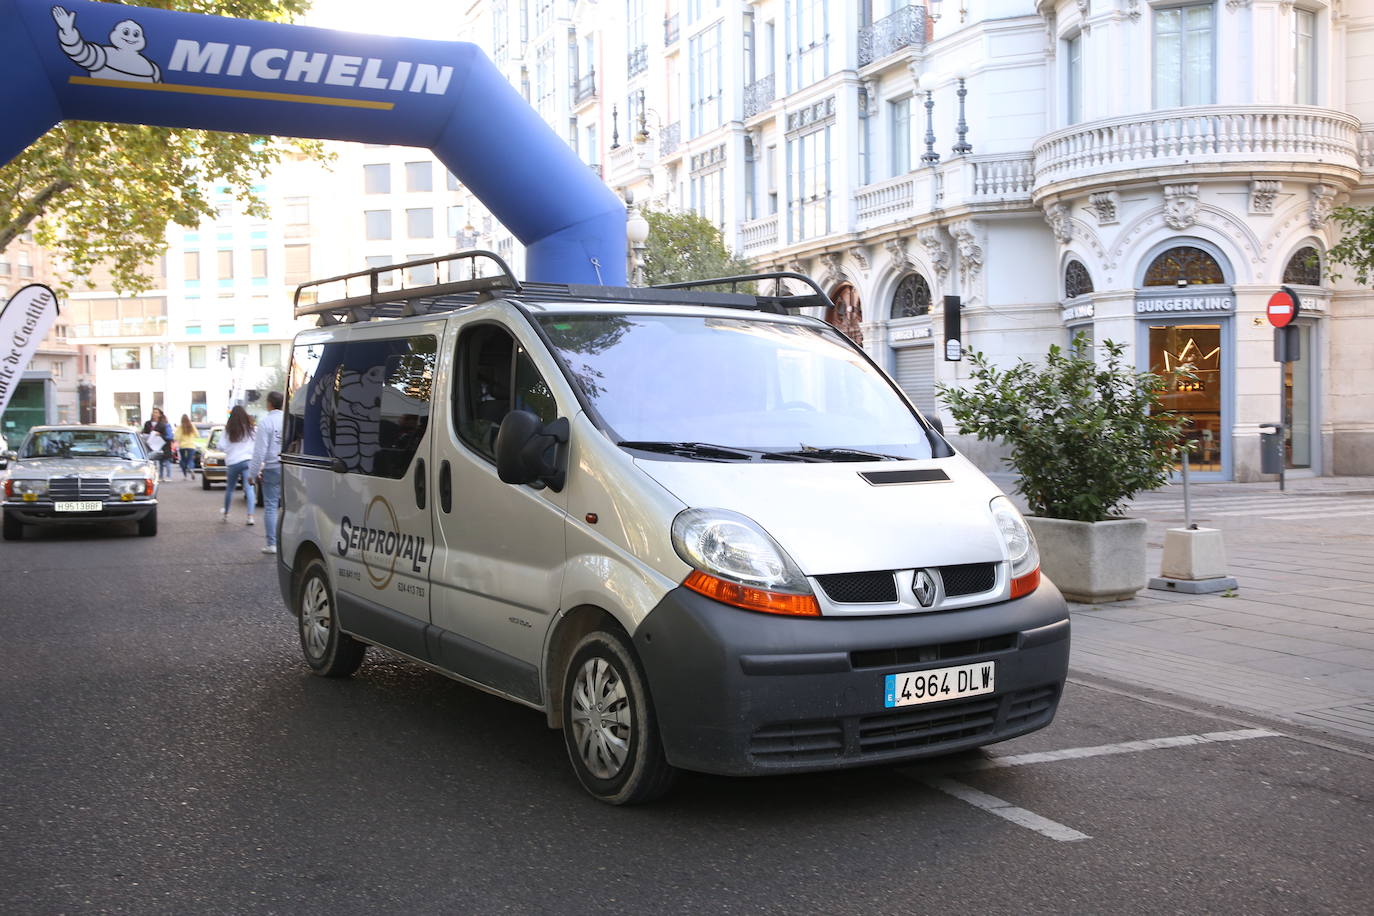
[52,5,161,83]
[328,366,385,475]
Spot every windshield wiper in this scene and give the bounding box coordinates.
[617,441,758,461]
[761,447,903,462]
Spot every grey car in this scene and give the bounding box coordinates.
[2,425,160,539]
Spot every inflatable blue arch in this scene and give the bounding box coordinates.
[2,0,626,284]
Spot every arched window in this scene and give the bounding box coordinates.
[1283,246,1322,286]
[1064,260,1094,299]
[1143,246,1225,286]
[890,273,932,318]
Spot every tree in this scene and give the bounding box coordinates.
[0,0,323,295]
[1326,205,1374,286]
[640,206,754,286]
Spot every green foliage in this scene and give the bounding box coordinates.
[0,0,325,295]
[640,206,754,287]
[1326,205,1374,287]
[938,335,1185,522]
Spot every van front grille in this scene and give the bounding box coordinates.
[849,633,1017,670]
[816,572,898,603]
[940,563,997,597]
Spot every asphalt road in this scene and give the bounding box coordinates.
[2,479,1372,915]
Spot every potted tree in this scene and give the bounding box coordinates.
[938,336,1185,603]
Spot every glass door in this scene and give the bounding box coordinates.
[1148,323,1223,472]
[1283,322,1313,469]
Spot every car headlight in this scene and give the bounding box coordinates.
[5,479,48,500]
[205,457,222,467]
[671,508,819,616]
[990,495,1040,598]
[112,478,152,498]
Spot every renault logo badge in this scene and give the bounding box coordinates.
[912,569,938,607]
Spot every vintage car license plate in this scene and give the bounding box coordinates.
[884,661,996,708]
[54,501,103,512]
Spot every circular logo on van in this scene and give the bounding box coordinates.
[362,495,400,590]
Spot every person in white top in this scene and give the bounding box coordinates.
[220,405,257,525]
[249,391,284,555]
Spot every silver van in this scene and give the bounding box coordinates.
[277,252,1069,804]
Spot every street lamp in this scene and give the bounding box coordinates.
[625,196,649,287]
[952,68,973,156]
[918,72,940,166]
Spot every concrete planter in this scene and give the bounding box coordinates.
[1025,516,1148,604]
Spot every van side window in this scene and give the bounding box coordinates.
[333,335,437,478]
[285,340,344,459]
[455,325,557,461]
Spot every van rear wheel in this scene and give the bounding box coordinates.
[561,629,676,805]
[296,558,365,678]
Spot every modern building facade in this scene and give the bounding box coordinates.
[462,0,1372,480]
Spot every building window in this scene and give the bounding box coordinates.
[219,319,235,335]
[113,392,141,426]
[1066,32,1083,125]
[407,256,436,286]
[364,163,391,193]
[250,248,267,286]
[111,347,141,370]
[1154,3,1214,108]
[535,40,555,119]
[260,343,282,368]
[190,391,207,422]
[492,0,509,66]
[188,345,206,368]
[1065,260,1094,299]
[890,273,932,318]
[1294,8,1316,105]
[185,322,202,336]
[183,250,200,284]
[405,161,432,192]
[889,96,911,177]
[285,196,309,224]
[252,320,270,334]
[691,168,725,229]
[284,244,311,286]
[227,344,249,367]
[1143,246,1225,286]
[788,125,830,242]
[446,170,461,191]
[217,250,233,286]
[785,0,827,92]
[151,345,171,370]
[406,208,434,239]
[689,23,723,137]
[1283,246,1322,286]
[365,210,392,240]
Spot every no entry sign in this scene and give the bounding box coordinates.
[1266,287,1301,327]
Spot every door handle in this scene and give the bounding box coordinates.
[439,460,452,513]
[414,458,427,509]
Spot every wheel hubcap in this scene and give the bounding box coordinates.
[570,657,630,780]
[301,577,331,658]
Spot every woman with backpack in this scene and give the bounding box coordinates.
[220,405,257,525]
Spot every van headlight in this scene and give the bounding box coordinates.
[990,495,1041,598]
[5,479,47,499]
[671,508,819,617]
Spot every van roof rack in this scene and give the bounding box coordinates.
[293,252,831,325]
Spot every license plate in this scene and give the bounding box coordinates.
[54,501,103,512]
[884,661,996,708]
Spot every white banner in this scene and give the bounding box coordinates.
[0,284,60,419]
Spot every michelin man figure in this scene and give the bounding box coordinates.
[52,6,161,83]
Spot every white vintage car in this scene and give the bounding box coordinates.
[1,425,160,540]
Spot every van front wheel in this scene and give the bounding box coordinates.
[561,630,676,805]
[296,558,365,678]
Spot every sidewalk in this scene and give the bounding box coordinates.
[1001,474,1374,745]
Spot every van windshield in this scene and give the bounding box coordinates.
[537,314,935,460]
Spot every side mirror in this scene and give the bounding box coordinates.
[495,411,569,491]
[1,449,16,465]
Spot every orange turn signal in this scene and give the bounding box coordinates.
[1011,566,1041,599]
[684,569,821,617]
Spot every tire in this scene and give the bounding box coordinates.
[137,508,158,537]
[561,629,676,805]
[296,558,366,678]
[201,473,211,490]
[2,512,21,541]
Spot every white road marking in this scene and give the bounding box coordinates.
[904,728,1283,843]
[962,728,1281,770]
[922,777,1091,842]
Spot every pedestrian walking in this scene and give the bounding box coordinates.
[141,407,173,481]
[220,405,256,525]
[249,391,284,555]
[175,414,199,479]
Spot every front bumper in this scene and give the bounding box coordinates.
[633,582,1070,777]
[3,499,157,525]
[202,464,226,482]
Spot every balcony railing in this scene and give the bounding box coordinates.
[664,14,679,46]
[967,155,1035,200]
[628,44,648,78]
[1034,105,1362,191]
[573,69,596,105]
[744,74,775,120]
[858,5,927,69]
[739,215,779,253]
[855,172,928,230]
[659,121,681,158]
